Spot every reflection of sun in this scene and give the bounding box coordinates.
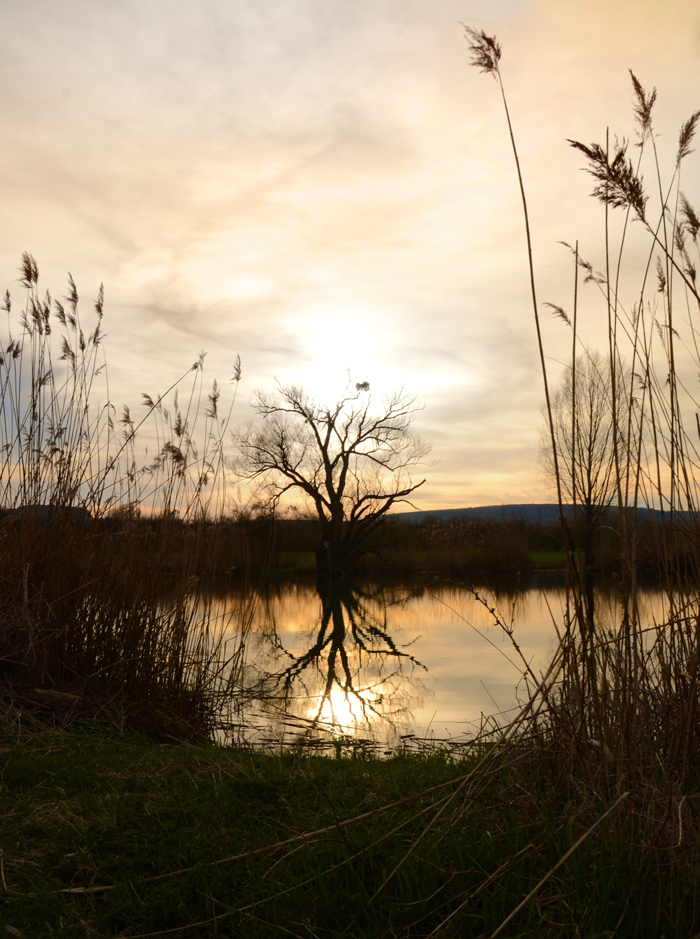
[308,686,379,733]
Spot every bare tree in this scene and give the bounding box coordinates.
[540,351,629,565]
[232,381,430,577]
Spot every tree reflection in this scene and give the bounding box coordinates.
[256,578,426,736]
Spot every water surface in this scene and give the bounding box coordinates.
[219,575,667,750]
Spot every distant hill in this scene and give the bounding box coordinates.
[389,503,667,524]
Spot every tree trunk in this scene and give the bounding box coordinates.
[316,510,355,579]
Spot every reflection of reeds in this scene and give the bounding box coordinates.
[0,256,249,738]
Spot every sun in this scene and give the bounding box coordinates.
[300,309,388,396]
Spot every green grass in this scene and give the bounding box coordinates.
[528,550,567,568]
[1,720,697,938]
[267,550,318,575]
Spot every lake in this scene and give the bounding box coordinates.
[215,574,669,752]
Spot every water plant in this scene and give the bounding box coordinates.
[0,255,247,738]
[425,25,700,935]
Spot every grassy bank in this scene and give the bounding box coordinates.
[1,716,695,939]
[236,514,560,577]
[236,515,675,577]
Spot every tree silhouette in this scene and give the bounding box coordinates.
[233,381,429,577]
[540,351,631,565]
[255,580,426,738]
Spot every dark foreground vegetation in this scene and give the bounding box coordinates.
[2,711,696,939]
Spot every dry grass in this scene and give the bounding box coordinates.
[0,256,250,739]
[368,27,700,935]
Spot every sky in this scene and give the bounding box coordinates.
[1,0,700,511]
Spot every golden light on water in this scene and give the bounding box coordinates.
[307,685,383,734]
[214,578,674,749]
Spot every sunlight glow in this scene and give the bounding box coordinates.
[299,308,391,397]
[307,686,380,734]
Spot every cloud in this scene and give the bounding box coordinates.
[1,0,700,509]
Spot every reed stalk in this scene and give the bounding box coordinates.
[0,256,249,738]
[449,28,700,933]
